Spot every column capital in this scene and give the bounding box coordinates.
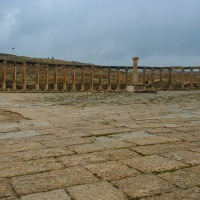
[132,57,139,61]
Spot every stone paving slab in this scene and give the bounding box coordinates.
[21,189,71,200]
[0,178,15,198]
[69,140,134,154]
[125,135,182,145]
[141,187,200,200]
[59,148,140,167]
[41,137,92,148]
[0,130,41,140]
[158,165,200,188]
[0,142,44,154]
[11,166,98,195]
[130,141,198,156]
[122,155,187,173]
[67,181,128,200]
[112,174,175,199]
[0,158,64,178]
[0,147,74,163]
[161,150,200,166]
[85,161,140,180]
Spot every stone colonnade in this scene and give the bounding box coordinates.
[0,60,200,92]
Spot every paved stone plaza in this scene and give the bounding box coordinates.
[0,91,200,199]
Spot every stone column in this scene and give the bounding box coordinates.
[159,68,163,90]
[81,66,85,92]
[116,67,120,91]
[12,64,17,91]
[107,67,112,91]
[72,67,76,91]
[2,62,6,91]
[54,66,58,91]
[132,57,139,85]
[125,68,128,91]
[35,64,39,91]
[151,68,155,90]
[63,67,67,91]
[90,66,94,92]
[168,68,173,91]
[44,65,49,91]
[190,67,194,90]
[98,67,103,91]
[22,63,26,91]
[181,68,185,89]
[143,68,146,90]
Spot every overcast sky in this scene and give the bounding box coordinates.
[0,0,200,66]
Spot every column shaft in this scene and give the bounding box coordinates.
[22,64,26,91]
[116,68,120,91]
[107,67,111,90]
[151,68,155,89]
[132,57,139,85]
[143,68,146,90]
[168,68,173,91]
[54,66,58,91]
[2,62,6,91]
[72,67,76,91]
[63,67,67,91]
[98,67,103,91]
[90,67,94,91]
[12,65,17,90]
[125,68,128,91]
[81,67,85,91]
[181,68,185,89]
[190,68,194,90]
[45,66,49,91]
[35,64,39,91]
[159,69,163,90]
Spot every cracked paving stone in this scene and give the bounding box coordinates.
[11,166,98,195]
[112,174,175,199]
[69,141,134,154]
[0,158,64,178]
[0,147,74,163]
[125,135,181,145]
[141,187,200,200]
[21,189,71,200]
[0,197,19,200]
[85,161,140,180]
[158,165,200,188]
[161,150,200,166]
[59,149,140,167]
[122,155,187,173]
[67,181,128,200]
[0,178,15,198]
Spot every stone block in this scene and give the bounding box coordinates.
[0,178,15,198]
[68,181,128,200]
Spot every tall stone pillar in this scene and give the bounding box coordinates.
[98,67,103,91]
[54,66,58,91]
[12,64,17,91]
[151,68,155,89]
[63,67,67,91]
[35,64,40,91]
[168,68,173,91]
[116,67,120,91]
[44,65,49,91]
[107,67,112,91]
[22,63,26,91]
[143,68,146,90]
[159,68,163,90]
[81,66,85,92]
[132,57,139,85]
[125,68,128,91]
[72,67,76,91]
[181,68,185,89]
[2,62,6,91]
[90,66,94,92]
[190,67,194,90]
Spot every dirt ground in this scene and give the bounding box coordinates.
[0,91,200,199]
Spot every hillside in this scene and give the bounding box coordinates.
[0,53,88,65]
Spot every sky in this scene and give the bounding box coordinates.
[0,0,200,67]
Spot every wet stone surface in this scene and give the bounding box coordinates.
[0,91,200,199]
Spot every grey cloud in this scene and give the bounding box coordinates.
[0,0,200,66]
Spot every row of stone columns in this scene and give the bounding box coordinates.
[1,62,198,91]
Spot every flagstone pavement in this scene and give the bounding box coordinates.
[0,91,200,200]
